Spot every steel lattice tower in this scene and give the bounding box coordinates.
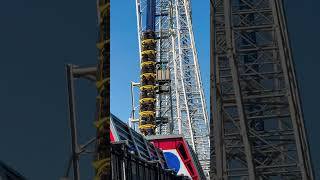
[134,0,211,178]
[210,0,314,179]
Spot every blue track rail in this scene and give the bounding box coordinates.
[146,0,156,31]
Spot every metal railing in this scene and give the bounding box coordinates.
[111,142,190,180]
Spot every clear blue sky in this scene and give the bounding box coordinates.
[110,0,211,122]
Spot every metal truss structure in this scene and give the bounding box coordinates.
[94,0,110,179]
[210,0,314,179]
[133,0,210,178]
[62,1,110,180]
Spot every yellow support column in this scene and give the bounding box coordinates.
[139,30,157,135]
[93,0,110,179]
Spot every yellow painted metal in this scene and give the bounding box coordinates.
[96,79,108,88]
[142,39,156,44]
[96,78,109,93]
[94,0,110,179]
[141,50,156,56]
[139,124,156,129]
[140,110,155,116]
[141,61,156,67]
[140,73,156,78]
[140,85,156,90]
[94,117,109,131]
[140,98,155,103]
[92,158,110,180]
[139,30,157,135]
[96,39,110,49]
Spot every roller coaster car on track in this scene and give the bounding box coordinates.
[110,114,206,180]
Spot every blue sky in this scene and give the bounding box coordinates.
[110,0,210,121]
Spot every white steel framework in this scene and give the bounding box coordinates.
[133,0,211,178]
